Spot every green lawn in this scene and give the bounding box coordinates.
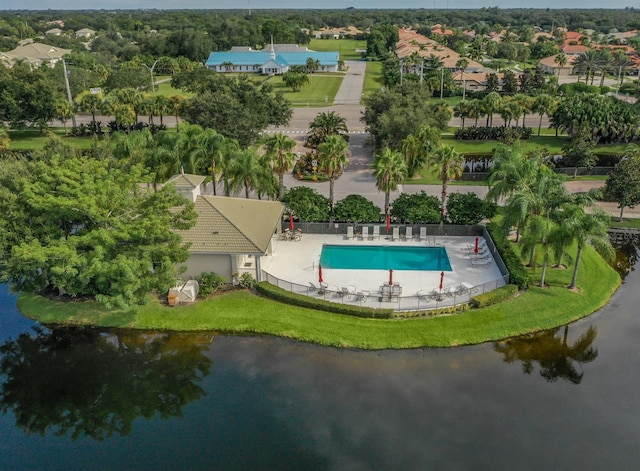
[264,74,344,107]
[8,130,94,150]
[362,61,384,99]
[153,81,194,98]
[18,245,620,349]
[309,38,367,61]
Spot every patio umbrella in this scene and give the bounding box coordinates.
[318,264,323,283]
[389,268,393,286]
[289,215,295,231]
[439,271,445,290]
[474,236,479,253]
[386,212,391,231]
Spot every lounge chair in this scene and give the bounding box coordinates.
[309,281,328,295]
[346,226,354,239]
[419,227,427,242]
[372,225,380,240]
[326,285,340,296]
[356,290,370,304]
[362,226,370,240]
[471,258,492,267]
[405,226,412,241]
[392,227,400,241]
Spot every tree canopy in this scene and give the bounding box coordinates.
[0,147,196,309]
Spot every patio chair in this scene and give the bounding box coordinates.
[346,226,354,240]
[326,285,340,296]
[405,226,413,241]
[471,258,492,268]
[372,225,380,240]
[356,290,370,304]
[392,227,400,241]
[362,226,369,240]
[419,227,427,242]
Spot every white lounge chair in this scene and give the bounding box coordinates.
[419,227,427,242]
[471,258,492,267]
[362,226,369,240]
[346,226,354,239]
[392,227,400,241]
[372,225,380,240]
[405,226,413,241]
[356,290,370,303]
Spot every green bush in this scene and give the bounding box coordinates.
[333,194,382,223]
[234,272,256,289]
[446,192,497,224]
[283,186,330,222]
[486,222,529,289]
[471,284,519,308]
[256,282,394,318]
[390,191,441,223]
[196,272,228,298]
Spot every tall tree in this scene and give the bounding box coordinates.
[401,124,440,178]
[229,147,262,199]
[428,144,465,220]
[371,147,407,215]
[261,132,297,200]
[308,111,348,145]
[605,145,640,221]
[317,134,349,215]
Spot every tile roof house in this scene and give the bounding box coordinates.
[0,43,71,68]
[561,44,590,55]
[539,54,579,76]
[205,43,339,74]
[175,195,285,281]
[75,28,96,39]
[165,173,206,202]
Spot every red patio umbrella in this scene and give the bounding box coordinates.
[474,236,479,253]
[386,212,391,231]
[439,271,445,290]
[389,269,393,286]
[318,264,323,283]
[289,214,295,231]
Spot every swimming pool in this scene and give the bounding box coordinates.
[319,245,452,271]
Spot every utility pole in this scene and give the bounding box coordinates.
[62,59,76,128]
[440,67,445,99]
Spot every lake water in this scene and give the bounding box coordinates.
[1,243,640,470]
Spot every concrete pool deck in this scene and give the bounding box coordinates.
[260,233,507,311]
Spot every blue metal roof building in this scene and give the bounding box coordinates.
[205,50,340,74]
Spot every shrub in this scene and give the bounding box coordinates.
[486,222,529,289]
[283,186,330,222]
[333,194,382,223]
[446,192,497,224]
[471,284,519,308]
[454,126,532,141]
[234,272,256,289]
[256,282,394,319]
[196,272,228,297]
[390,191,441,223]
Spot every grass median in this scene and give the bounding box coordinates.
[17,246,620,349]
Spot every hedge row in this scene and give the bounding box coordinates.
[486,223,529,289]
[454,126,533,141]
[255,282,394,319]
[471,284,519,308]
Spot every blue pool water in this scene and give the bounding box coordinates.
[319,245,452,271]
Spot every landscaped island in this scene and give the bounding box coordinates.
[18,245,620,349]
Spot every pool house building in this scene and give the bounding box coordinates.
[205,44,339,74]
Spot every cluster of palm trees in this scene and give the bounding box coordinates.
[371,124,465,220]
[571,48,633,88]
[73,88,186,131]
[487,144,614,289]
[453,91,558,134]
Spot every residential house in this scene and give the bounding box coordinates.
[165,173,207,203]
[0,43,71,68]
[539,54,579,77]
[45,28,63,36]
[75,28,96,39]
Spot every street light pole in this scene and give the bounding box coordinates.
[62,59,77,128]
[440,67,445,99]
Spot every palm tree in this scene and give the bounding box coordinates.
[532,94,557,136]
[401,124,440,178]
[168,95,186,132]
[453,101,471,129]
[428,144,465,220]
[553,52,568,77]
[53,99,73,135]
[317,134,349,214]
[308,111,348,145]
[575,49,599,84]
[596,48,612,87]
[561,201,614,290]
[371,147,407,215]
[229,147,262,198]
[456,57,469,101]
[261,133,297,200]
[190,129,230,196]
[482,91,501,127]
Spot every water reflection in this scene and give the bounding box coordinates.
[493,325,598,384]
[0,327,213,441]
[612,239,639,280]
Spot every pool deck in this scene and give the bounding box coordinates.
[261,233,507,311]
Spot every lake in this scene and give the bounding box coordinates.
[1,243,640,470]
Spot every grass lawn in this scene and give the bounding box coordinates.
[8,129,94,150]
[264,74,343,107]
[18,246,620,349]
[309,38,367,61]
[609,218,640,229]
[362,61,383,99]
[153,81,194,98]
